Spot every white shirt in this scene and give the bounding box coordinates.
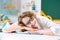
[37,16,60,35]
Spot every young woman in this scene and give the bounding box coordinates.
[3,11,59,35]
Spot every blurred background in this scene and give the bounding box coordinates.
[0,0,41,24]
[0,0,21,23]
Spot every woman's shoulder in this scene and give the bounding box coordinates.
[37,16,50,22]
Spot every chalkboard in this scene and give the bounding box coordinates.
[41,0,60,20]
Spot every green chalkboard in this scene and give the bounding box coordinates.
[41,0,60,20]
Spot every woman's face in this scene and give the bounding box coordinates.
[22,16,39,29]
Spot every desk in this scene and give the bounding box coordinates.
[0,33,60,40]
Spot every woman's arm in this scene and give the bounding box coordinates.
[24,27,55,35]
[2,22,24,32]
[34,29,55,36]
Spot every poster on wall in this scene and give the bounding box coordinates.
[0,0,20,16]
[0,0,20,23]
[21,0,41,16]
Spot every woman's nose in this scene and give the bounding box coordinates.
[31,20,36,25]
[30,22,36,27]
